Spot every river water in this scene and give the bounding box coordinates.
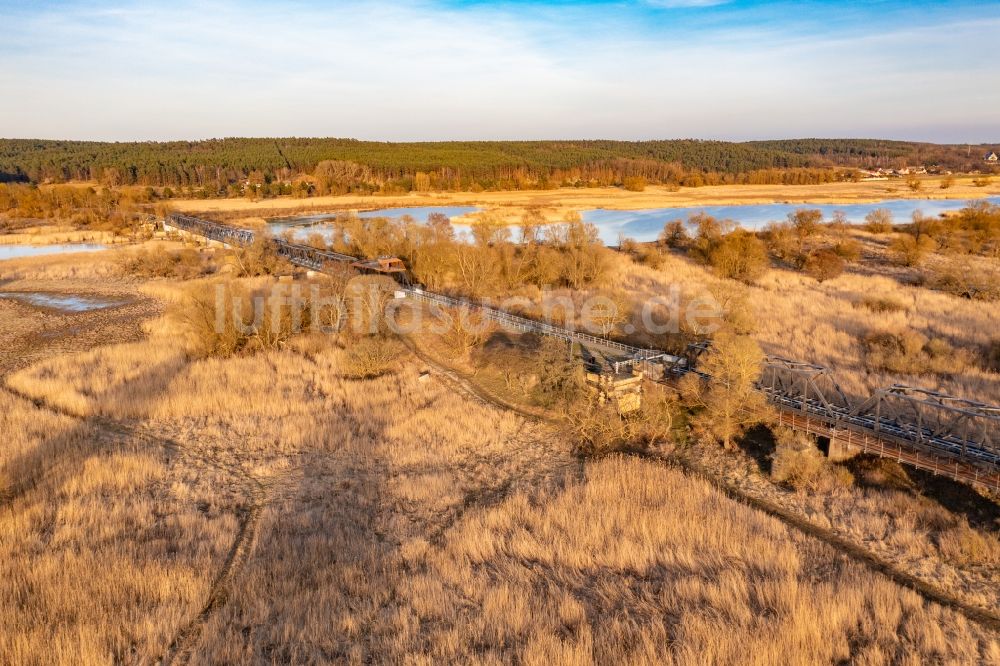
[581,197,1000,244]
[0,243,108,261]
[268,196,1000,246]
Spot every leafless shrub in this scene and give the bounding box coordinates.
[763,221,804,267]
[118,247,211,279]
[233,234,291,277]
[769,427,853,492]
[658,219,688,249]
[770,428,823,489]
[864,208,894,234]
[173,280,338,359]
[832,238,862,262]
[305,232,328,250]
[804,249,845,283]
[861,329,971,376]
[708,282,757,335]
[788,208,823,237]
[618,236,640,254]
[174,282,248,358]
[441,307,496,358]
[681,330,768,449]
[569,384,677,456]
[474,343,539,397]
[639,247,667,269]
[708,229,770,283]
[532,338,587,409]
[341,335,401,379]
[925,264,1000,301]
[344,274,398,336]
[855,296,908,314]
[890,234,936,267]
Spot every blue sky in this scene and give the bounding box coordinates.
[1,0,998,142]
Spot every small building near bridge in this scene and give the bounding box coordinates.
[352,256,407,274]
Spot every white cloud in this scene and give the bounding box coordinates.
[643,0,731,8]
[0,0,997,142]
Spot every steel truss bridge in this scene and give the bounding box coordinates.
[165,214,1000,490]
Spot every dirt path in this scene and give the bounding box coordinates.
[159,478,267,666]
[402,336,557,424]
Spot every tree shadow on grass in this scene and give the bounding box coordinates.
[179,371,402,663]
[0,358,187,505]
[909,467,1000,531]
[844,453,1000,532]
[735,424,777,475]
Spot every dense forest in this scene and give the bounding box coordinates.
[0,138,995,196]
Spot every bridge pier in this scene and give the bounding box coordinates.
[826,433,860,462]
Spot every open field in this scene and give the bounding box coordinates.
[0,227,123,246]
[7,0,1000,660]
[0,254,239,664]
[170,178,1000,218]
[2,232,999,663]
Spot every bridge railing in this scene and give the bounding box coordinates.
[403,288,681,364]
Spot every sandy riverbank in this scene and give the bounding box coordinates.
[0,227,122,245]
[170,177,1000,219]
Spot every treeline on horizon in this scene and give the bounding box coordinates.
[0,137,993,196]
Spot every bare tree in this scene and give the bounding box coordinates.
[804,250,845,283]
[233,234,288,277]
[864,208,894,234]
[442,306,496,359]
[681,330,768,450]
[342,336,400,379]
[585,291,630,336]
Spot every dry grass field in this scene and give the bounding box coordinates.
[2,236,999,663]
[605,246,1000,405]
[0,227,123,246]
[0,388,241,664]
[0,252,240,664]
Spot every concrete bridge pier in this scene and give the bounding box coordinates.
[826,431,861,462]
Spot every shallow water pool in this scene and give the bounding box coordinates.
[0,291,125,312]
[0,243,108,261]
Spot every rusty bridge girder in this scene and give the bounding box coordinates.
[850,385,999,465]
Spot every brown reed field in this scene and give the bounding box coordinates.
[1,234,998,664]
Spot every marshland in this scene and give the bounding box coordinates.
[2,154,999,663]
